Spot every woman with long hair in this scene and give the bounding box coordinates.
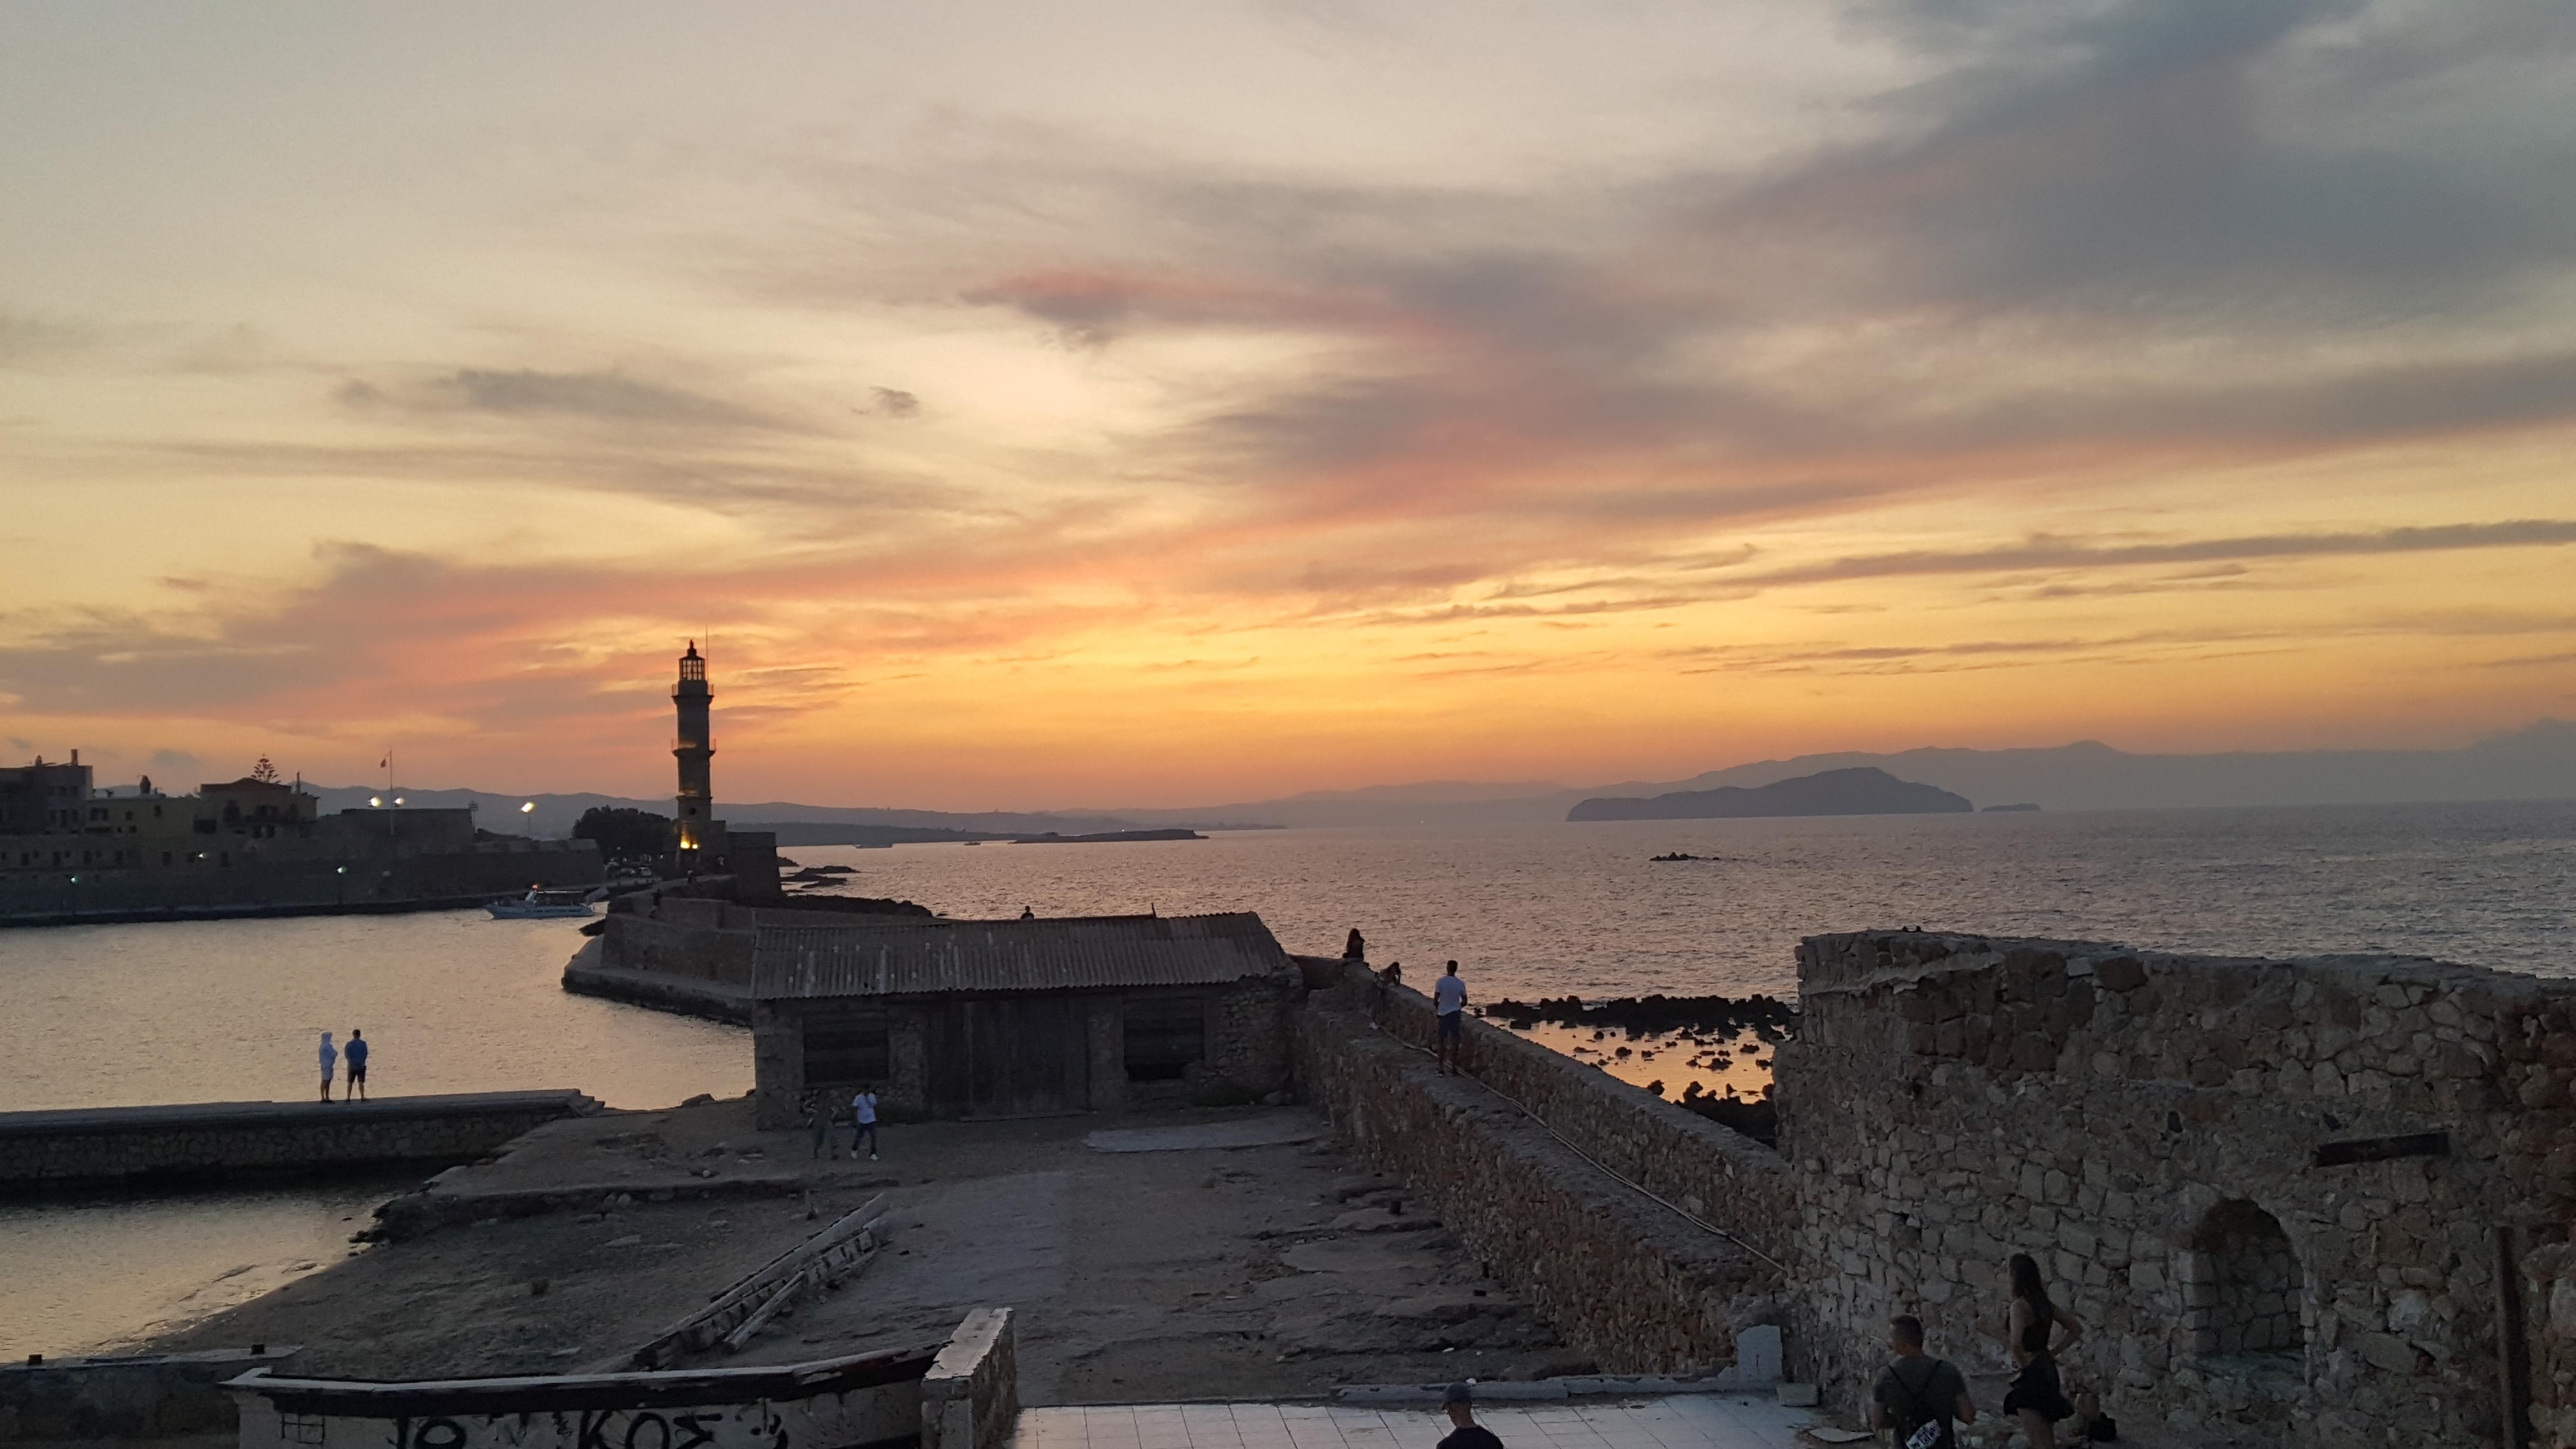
[2003,1253,2084,1447]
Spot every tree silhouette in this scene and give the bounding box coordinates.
[573,807,675,862]
[250,756,281,784]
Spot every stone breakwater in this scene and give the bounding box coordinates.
[1294,975,1785,1375]
[0,1092,600,1189]
[1782,930,2576,1447]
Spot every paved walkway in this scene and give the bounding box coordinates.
[1017,1397,1819,1449]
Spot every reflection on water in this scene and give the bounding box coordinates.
[805,800,2576,1000]
[0,911,752,1357]
[0,1175,411,1357]
[1504,1019,1778,1102]
[0,911,749,1113]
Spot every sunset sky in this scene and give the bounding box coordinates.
[5,1,2573,808]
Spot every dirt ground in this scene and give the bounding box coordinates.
[150,1098,1580,1401]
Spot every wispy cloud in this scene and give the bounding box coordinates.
[339,368,787,431]
[1727,520,2576,589]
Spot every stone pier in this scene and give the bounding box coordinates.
[0,1090,600,1189]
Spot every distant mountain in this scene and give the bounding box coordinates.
[1101,719,2576,824]
[1569,768,1974,821]
[293,718,2576,839]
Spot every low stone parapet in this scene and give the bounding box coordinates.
[0,1092,599,1190]
[1327,962,1795,1263]
[1294,994,1784,1375]
[224,1312,1012,1449]
[228,1345,936,1449]
[1,1346,299,1440]
[921,1308,1016,1449]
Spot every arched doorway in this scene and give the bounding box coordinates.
[2189,1198,2305,1357]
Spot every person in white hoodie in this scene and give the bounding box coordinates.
[317,1031,338,1103]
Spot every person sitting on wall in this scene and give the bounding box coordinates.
[1874,1314,1976,1449]
[1433,961,1468,1075]
[1344,927,1366,960]
[1369,960,1398,1029]
[2003,1253,2084,1447]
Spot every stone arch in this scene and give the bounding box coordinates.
[2181,1198,2306,1356]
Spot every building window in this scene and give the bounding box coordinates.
[2184,1199,2304,1356]
[1124,996,1206,1082]
[801,1007,890,1087]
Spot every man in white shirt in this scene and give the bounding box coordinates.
[850,1086,880,1161]
[1433,961,1468,1075]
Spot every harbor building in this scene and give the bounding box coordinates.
[0,756,600,924]
[746,912,1300,1125]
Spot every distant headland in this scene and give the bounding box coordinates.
[1567,766,1973,821]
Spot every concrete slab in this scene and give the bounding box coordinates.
[1084,1114,1324,1154]
[1015,1396,1819,1449]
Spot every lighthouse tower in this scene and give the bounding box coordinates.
[671,641,724,867]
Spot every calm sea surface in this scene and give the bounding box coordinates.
[4,800,2571,1354]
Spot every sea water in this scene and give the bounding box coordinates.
[3,800,2570,1353]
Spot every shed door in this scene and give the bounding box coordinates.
[926,997,1091,1118]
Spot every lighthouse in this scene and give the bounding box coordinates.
[671,641,723,867]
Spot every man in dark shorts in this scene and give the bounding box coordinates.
[1873,1315,1975,1449]
[1433,961,1467,1073]
[1436,1382,1501,1449]
[344,1029,369,1101]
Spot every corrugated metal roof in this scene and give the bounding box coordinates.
[752,911,1294,999]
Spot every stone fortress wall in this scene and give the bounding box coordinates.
[1779,929,2576,1447]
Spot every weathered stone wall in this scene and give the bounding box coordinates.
[751,979,1296,1129]
[1294,983,1784,1374]
[0,839,601,926]
[1205,975,1299,1100]
[0,1092,599,1188]
[2,1348,300,1440]
[599,891,939,988]
[602,910,755,984]
[1780,930,2576,1447]
[1354,962,1797,1266]
[2520,1243,2576,1447]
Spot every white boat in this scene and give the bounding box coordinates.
[486,888,603,919]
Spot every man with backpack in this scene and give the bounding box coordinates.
[1873,1315,1976,1449]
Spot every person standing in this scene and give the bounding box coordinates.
[2003,1253,2083,1446]
[1436,1383,1502,1449]
[1873,1315,1976,1449]
[317,1031,337,1102]
[850,1085,879,1162]
[805,1094,837,1161]
[1433,961,1468,1074]
[344,1029,369,1101]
